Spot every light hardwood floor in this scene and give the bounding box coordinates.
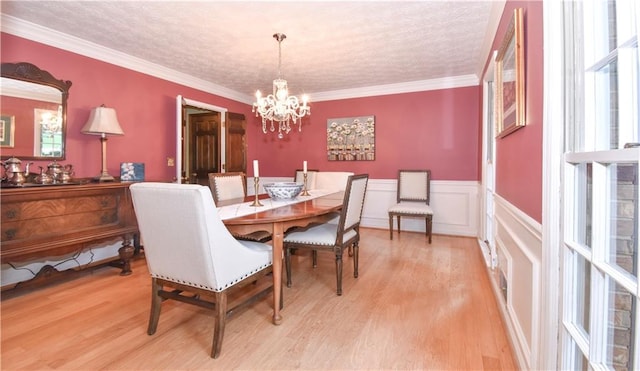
[1,229,517,370]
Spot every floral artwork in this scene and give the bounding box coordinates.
[326,115,375,161]
[120,162,145,181]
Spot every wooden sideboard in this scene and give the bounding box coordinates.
[1,181,139,289]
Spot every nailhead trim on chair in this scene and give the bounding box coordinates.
[152,263,271,292]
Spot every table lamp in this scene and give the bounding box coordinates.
[81,104,124,182]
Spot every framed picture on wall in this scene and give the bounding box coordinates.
[326,115,375,161]
[0,115,15,148]
[120,162,145,181]
[495,8,525,138]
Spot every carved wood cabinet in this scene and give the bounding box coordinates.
[1,182,139,288]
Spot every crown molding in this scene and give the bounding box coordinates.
[310,75,479,102]
[1,14,249,103]
[2,14,480,104]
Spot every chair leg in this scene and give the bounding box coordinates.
[211,291,228,359]
[388,214,394,240]
[353,242,359,278]
[427,215,433,244]
[147,278,162,335]
[396,216,402,236]
[284,247,293,287]
[312,250,318,268]
[335,251,343,296]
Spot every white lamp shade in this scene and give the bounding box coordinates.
[81,106,124,135]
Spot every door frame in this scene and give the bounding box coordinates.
[480,51,498,269]
[175,95,227,183]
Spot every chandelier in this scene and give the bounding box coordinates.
[40,106,63,136]
[253,33,310,139]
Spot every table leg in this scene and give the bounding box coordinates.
[271,222,284,325]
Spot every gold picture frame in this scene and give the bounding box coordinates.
[495,8,525,138]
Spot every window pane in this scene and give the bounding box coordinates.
[593,59,620,150]
[606,276,636,370]
[608,163,638,278]
[576,163,594,247]
[576,253,591,334]
[567,334,590,371]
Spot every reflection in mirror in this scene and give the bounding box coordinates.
[0,62,72,160]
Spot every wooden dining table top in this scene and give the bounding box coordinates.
[220,191,344,225]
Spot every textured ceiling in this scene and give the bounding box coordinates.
[1,1,502,101]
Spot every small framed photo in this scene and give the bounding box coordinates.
[120,162,145,182]
[0,115,16,148]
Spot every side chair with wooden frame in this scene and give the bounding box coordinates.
[283,174,369,296]
[293,168,319,191]
[388,169,433,243]
[208,172,271,242]
[208,172,247,204]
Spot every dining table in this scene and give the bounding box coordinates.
[218,190,344,325]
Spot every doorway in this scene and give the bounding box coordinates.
[176,96,247,185]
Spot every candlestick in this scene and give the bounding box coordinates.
[301,172,311,196]
[250,176,264,207]
[253,160,260,178]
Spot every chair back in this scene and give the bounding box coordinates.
[130,183,271,292]
[293,169,318,190]
[208,172,247,204]
[314,171,355,191]
[397,169,430,204]
[336,174,369,239]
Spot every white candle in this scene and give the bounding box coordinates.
[303,161,307,173]
[253,160,259,178]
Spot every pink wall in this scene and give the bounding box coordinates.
[487,0,544,222]
[1,33,253,181]
[0,96,59,155]
[2,32,481,183]
[249,88,481,180]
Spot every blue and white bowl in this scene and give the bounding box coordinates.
[263,182,303,200]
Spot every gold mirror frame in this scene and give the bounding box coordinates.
[495,8,525,138]
[0,62,72,160]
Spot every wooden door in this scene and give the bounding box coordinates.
[189,112,220,185]
[225,112,247,174]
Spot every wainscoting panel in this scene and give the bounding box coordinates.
[360,179,479,237]
[493,195,542,370]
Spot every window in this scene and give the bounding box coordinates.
[562,1,639,369]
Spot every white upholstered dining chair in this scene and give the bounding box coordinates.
[283,174,369,295]
[208,172,247,204]
[208,172,271,242]
[387,169,433,243]
[314,171,354,191]
[293,168,319,190]
[129,182,275,359]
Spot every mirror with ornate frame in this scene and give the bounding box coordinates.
[0,62,72,160]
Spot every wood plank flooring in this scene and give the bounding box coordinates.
[1,229,517,370]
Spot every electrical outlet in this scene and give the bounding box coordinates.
[167,157,175,166]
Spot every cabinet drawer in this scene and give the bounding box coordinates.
[1,195,119,223]
[2,210,119,242]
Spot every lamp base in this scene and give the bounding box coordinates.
[93,172,116,182]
